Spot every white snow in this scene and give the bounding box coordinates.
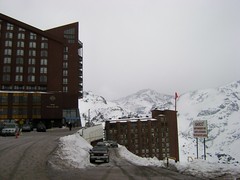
[57,130,240,179]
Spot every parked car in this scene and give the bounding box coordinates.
[1,123,19,136]
[37,123,46,132]
[89,146,109,163]
[22,124,32,132]
[0,123,5,136]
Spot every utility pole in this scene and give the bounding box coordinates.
[88,109,90,127]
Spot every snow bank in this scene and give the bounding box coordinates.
[56,131,240,179]
[57,133,94,168]
[175,159,240,179]
[118,145,164,167]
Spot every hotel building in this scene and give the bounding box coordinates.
[0,13,83,128]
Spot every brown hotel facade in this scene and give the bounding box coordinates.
[0,13,83,127]
[105,109,179,161]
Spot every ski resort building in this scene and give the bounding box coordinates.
[105,109,179,161]
[0,13,83,128]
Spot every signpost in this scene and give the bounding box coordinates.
[193,120,208,160]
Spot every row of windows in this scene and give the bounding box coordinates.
[108,127,169,135]
[3,57,47,65]
[2,75,47,83]
[1,21,48,41]
[4,32,38,40]
[4,40,48,49]
[4,49,48,57]
[3,66,47,73]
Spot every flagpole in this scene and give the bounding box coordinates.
[175,97,177,111]
[175,92,178,111]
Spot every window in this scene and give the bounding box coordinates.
[29,50,36,56]
[7,23,14,30]
[13,94,28,104]
[5,40,12,47]
[17,49,24,56]
[18,27,25,31]
[15,75,23,81]
[2,75,10,82]
[40,59,47,65]
[64,28,75,43]
[32,94,41,104]
[40,75,47,83]
[63,62,68,68]
[6,32,13,39]
[63,70,68,76]
[28,58,36,65]
[40,67,47,74]
[63,78,68,84]
[41,37,48,41]
[18,33,25,39]
[16,66,23,73]
[16,57,24,64]
[29,42,36,48]
[63,86,68,92]
[4,57,11,64]
[28,67,35,73]
[4,49,12,55]
[40,50,48,57]
[17,41,24,48]
[3,66,11,73]
[30,32,36,40]
[28,75,35,82]
[0,94,8,104]
[63,54,68,60]
[41,42,48,49]
[64,46,68,52]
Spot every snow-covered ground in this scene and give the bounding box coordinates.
[56,130,240,179]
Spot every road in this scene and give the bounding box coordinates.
[0,128,201,180]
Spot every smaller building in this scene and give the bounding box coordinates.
[105,109,179,161]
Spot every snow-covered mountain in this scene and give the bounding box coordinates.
[79,89,174,125]
[178,80,240,164]
[79,80,240,165]
[113,89,175,116]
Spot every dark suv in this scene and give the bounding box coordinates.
[89,146,109,163]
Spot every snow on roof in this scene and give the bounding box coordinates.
[109,117,156,123]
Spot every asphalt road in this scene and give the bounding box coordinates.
[0,128,201,180]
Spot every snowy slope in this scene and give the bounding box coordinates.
[178,80,240,164]
[79,91,131,126]
[79,80,240,165]
[79,89,174,125]
[114,89,174,116]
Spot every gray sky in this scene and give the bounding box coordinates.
[1,0,240,100]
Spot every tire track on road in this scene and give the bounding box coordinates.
[8,136,47,180]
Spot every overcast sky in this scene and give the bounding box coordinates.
[1,0,240,100]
